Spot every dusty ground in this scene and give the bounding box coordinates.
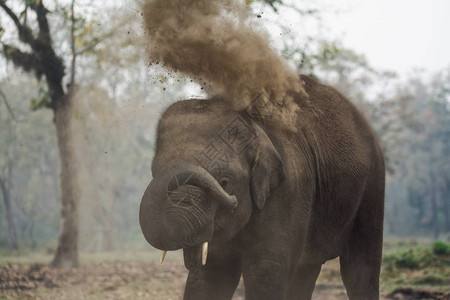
[0,255,366,300]
[0,251,448,299]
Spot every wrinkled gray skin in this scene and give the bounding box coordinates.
[139,75,385,300]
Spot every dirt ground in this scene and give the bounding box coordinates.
[0,254,448,300]
[0,257,370,300]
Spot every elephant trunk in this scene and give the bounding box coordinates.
[139,164,237,251]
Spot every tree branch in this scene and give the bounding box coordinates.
[29,0,51,44]
[25,1,65,104]
[2,43,44,78]
[0,88,16,120]
[0,1,35,44]
[75,29,116,56]
[281,3,319,16]
[70,0,76,86]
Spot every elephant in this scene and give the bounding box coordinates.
[139,75,385,300]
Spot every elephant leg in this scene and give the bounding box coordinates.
[285,263,322,300]
[241,255,292,300]
[339,189,384,300]
[183,248,241,300]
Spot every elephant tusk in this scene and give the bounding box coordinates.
[160,251,167,264]
[202,242,208,266]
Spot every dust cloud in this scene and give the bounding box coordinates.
[142,0,308,130]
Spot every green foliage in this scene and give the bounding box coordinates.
[413,274,447,285]
[384,243,450,270]
[384,249,423,269]
[432,241,450,255]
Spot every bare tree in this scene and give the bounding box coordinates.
[0,0,80,267]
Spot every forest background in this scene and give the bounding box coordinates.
[0,0,449,298]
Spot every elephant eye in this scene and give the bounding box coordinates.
[219,178,229,189]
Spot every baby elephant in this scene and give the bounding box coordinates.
[140,75,385,300]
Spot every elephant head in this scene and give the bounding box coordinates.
[139,99,285,269]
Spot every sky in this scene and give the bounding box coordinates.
[322,0,450,76]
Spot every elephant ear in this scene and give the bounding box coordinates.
[249,124,286,210]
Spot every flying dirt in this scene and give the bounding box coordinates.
[142,0,308,130]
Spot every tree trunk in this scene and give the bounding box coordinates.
[430,179,439,240]
[0,177,19,250]
[444,181,450,233]
[51,95,80,268]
